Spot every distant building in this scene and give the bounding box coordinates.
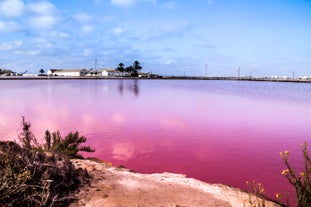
[47,69,88,76]
[0,69,17,76]
[86,69,100,77]
[299,76,311,80]
[138,72,151,78]
[100,69,124,77]
[22,73,38,77]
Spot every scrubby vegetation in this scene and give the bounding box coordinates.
[0,117,95,206]
[280,141,311,207]
[244,180,267,207]
[246,141,310,207]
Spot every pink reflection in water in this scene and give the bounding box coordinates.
[1,79,311,205]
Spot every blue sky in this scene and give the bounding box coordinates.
[0,0,310,76]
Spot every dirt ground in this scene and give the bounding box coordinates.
[70,159,278,207]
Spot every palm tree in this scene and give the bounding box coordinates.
[133,60,142,73]
[125,66,134,74]
[117,63,125,73]
[39,68,45,76]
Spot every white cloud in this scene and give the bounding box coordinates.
[0,41,23,51]
[0,0,25,17]
[53,32,69,39]
[28,1,56,15]
[28,15,57,29]
[74,13,92,22]
[111,0,135,6]
[82,25,94,34]
[26,1,59,30]
[112,27,124,35]
[110,0,156,6]
[0,21,20,32]
[26,50,40,56]
[162,59,175,65]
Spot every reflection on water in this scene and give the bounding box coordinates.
[0,79,311,205]
[118,80,124,95]
[118,80,139,96]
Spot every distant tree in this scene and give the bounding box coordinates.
[39,68,45,75]
[125,66,134,74]
[132,69,138,77]
[0,69,2,74]
[133,60,142,73]
[117,63,125,73]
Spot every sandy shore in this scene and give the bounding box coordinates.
[70,159,278,207]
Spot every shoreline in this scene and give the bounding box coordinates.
[70,158,279,207]
[0,75,311,83]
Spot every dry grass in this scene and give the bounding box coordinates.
[0,117,94,206]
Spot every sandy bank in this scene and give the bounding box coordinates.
[70,159,278,207]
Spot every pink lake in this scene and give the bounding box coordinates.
[0,79,311,205]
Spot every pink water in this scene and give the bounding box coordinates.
[1,79,311,205]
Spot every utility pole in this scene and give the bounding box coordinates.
[205,64,208,77]
[238,67,240,78]
[293,70,295,80]
[95,58,97,71]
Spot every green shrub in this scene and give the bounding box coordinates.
[43,130,95,159]
[0,141,88,206]
[0,117,94,206]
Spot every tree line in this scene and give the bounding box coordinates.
[116,60,142,76]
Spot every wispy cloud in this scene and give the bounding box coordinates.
[82,25,94,34]
[28,15,57,30]
[111,0,135,6]
[27,1,59,30]
[110,0,156,6]
[27,1,56,15]
[0,41,23,51]
[0,0,25,17]
[112,27,125,35]
[0,20,20,32]
[73,13,92,23]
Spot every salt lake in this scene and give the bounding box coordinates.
[1,79,310,205]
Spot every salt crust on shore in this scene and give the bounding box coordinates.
[70,159,278,207]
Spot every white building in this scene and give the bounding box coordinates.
[138,72,151,78]
[100,69,124,77]
[22,73,38,77]
[47,69,88,77]
[86,69,100,77]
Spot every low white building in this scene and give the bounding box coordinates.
[138,72,151,78]
[47,69,88,77]
[86,69,100,77]
[100,69,124,77]
[22,73,38,77]
[299,76,311,80]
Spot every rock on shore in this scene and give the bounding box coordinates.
[70,159,278,207]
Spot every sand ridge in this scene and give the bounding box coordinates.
[70,159,278,207]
